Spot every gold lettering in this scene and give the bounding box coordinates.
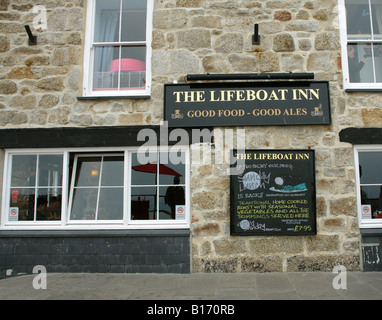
[269,90,279,100]
[256,90,268,101]
[174,91,206,103]
[278,89,288,100]
[247,90,256,101]
[236,153,252,160]
[173,92,183,103]
[236,90,245,101]
[226,90,236,101]
[252,153,298,160]
[210,91,219,102]
[184,91,194,102]
[292,89,320,100]
[295,153,310,160]
[309,89,320,100]
[196,91,206,102]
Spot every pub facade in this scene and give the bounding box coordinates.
[0,0,381,278]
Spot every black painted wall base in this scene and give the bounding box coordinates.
[361,230,382,272]
[0,230,191,279]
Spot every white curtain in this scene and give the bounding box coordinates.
[374,1,382,37]
[94,10,119,73]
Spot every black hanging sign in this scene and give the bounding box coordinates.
[230,150,316,236]
[164,81,331,127]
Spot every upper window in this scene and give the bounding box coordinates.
[339,0,382,90]
[83,0,153,97]
[355,146,382,228]
[1,148,189,230]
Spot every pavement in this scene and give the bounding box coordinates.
[0,271,382,301]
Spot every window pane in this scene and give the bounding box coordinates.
[346,0,372,39]
[121,0,147,41]
[94,0,120,43]
[160,186,185,220]
[374,43,382,82]
[159,152,185,185]
[93,46,146,91]
[359,152,382,184]
[361,186,382,217]
[11,155,36,187]
[74,157,102,187]
[131,152,158,185]
[9,188,34,221]
[347,44,373,82]
[93,46,120,90]
[121,46,146,64]
[101,156,124,186]
[131,187,156,220]
[70,188,98,220]
[36,189,62,221]
[98,188,123,220]
[38,155,63,188]
[120,47,146,90]
[371,0,382,39]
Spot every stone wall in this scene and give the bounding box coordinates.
[0,0,376,272]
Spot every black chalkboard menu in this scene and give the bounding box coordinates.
[230,150,316,236]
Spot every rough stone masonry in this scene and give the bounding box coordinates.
[0,0,375,272]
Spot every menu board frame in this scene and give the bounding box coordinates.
[230,149,317,236]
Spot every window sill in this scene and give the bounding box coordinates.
[77,95,151,100]
[345,88,382,92]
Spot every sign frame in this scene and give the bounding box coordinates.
[164,81,331,127]
[230,149,317,236]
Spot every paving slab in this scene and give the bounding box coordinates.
[0,272,381,301]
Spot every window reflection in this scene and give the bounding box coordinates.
[359,152,382,184]
[361,186,382,217]
[372,0,382,39]
[36,190,62,221]
[161,182,185,220]
[347,44,369,83]
[131,151,186,221]
[70,155,124,221]
[345,0,382,84]
[92,0,147,92]
[71,188,98,220]
[359,151,382,218]
[159,152,185,185]
[9,188,35,221]
[374,43,382,82]
[131,187,156,220]
[131,152,158,185]
[9,154,63,222]
[121,0,147,41]
[346,0,372,39]
[11,155,36,187]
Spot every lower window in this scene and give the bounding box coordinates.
[1,148,189,229]
[355,146,382,228]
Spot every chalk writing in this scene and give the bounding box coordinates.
[231,150,316,235]
[238,220,266,231]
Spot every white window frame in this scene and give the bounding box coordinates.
[67,152,125,225]
[354,145,382,229]
[82,0,153,97]
[338,0,382,91]
[1,147,190,230]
